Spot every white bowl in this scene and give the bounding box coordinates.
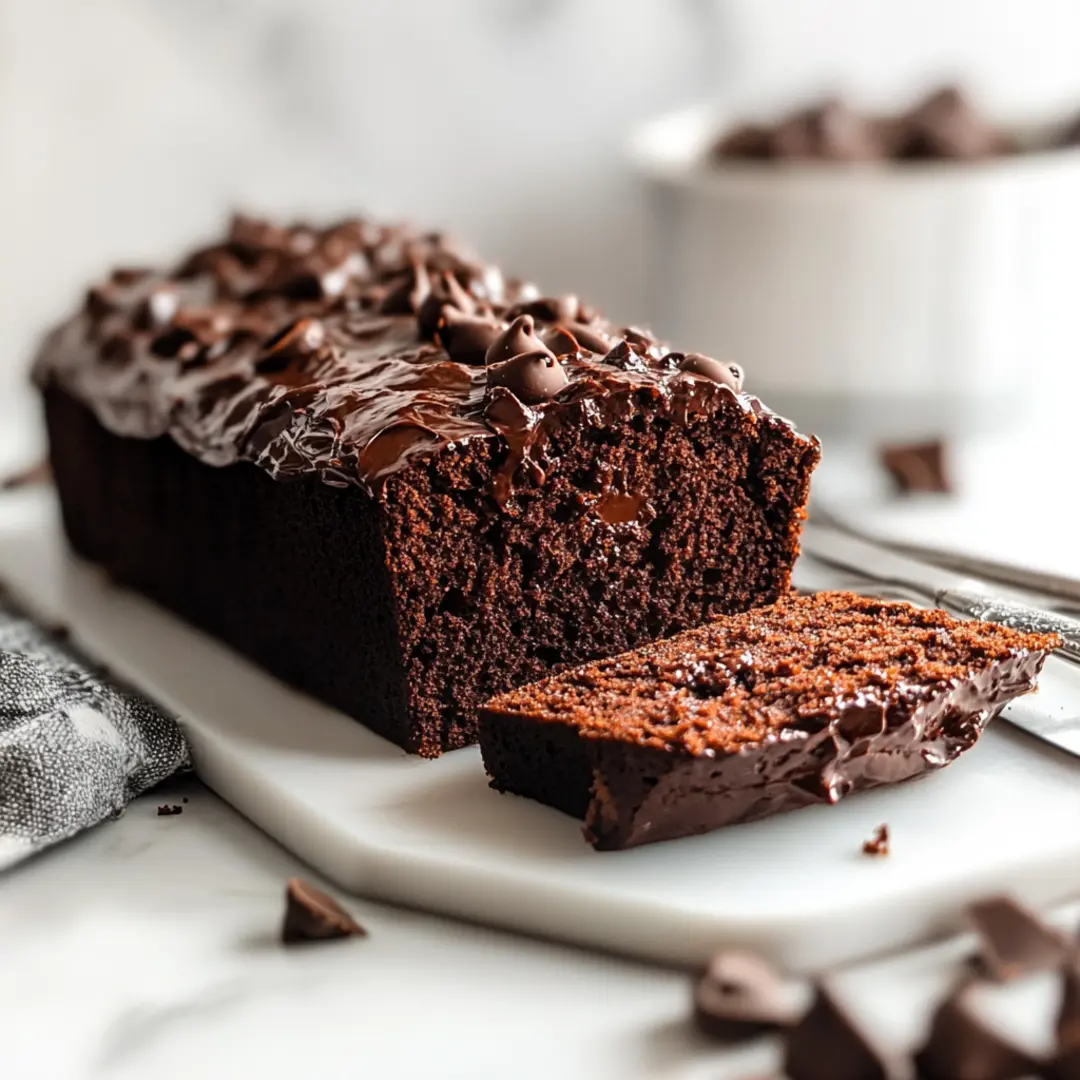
[630,105,1080,439]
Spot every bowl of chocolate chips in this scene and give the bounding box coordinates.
[630,86,1080,443]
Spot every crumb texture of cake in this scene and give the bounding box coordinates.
[35,214,819,756]
[478,592,1057,848]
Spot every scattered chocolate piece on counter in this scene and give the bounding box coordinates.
[879,440,950,495]
[156,804,183,816]
[1,458,52,491]
[1051,963,1080,1078]
[862,824,890,857]
[282,877,367,945]
[784,984,907,1080]
[181,796,189,804]
[967,896,1070,982]
[914,982,1038,1080]
[692,950,803,1041]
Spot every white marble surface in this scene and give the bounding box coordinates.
[1,768,1074,1079]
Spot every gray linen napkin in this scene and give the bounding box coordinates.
[0,595,189,870]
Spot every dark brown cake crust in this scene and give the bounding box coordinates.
[478,593,1057,848]
[36,215,819,756]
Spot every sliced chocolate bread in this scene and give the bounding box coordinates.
[478,592,1057,849]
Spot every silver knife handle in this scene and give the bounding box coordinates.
[936,587,1080,664]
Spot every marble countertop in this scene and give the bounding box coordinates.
[4,771,1070,1080]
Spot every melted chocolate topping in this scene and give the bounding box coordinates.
[32,214,811,499]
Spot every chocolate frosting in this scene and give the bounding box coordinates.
[32,214,813,500]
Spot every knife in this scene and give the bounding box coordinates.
[798,524,1080,756]
[799,523,1080,665]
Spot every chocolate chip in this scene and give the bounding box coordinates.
[620,326,655,352]
[862,823,890,857]
[417,272,480,340]
[914,983,1038,1080]
[508,295,580,324]
[564,321,613,355]
[85,285,120,320]
[134,286,180,331]
[282,877,367,944]
[714,123,774,160]
[879,441,950,495]
[484,315,554,366]
[898,86,1011,161]
[678,353,743,391]
[436,309,504,366]
[156,804,183,816]
[486,350,568,404]
[775,99,885,162]
[379,261,431,315]
[784,984,905,1080]
[693,950,801,1041]
[542,325,582,357]
[967,896,1069,982]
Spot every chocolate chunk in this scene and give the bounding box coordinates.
[1,458,52,491]
[156,804,183,816]
[862,823,890,857]
[678,353,743,391]
[1050,964,1080,1079]
[714,123,774,160]
[435,309,503,366]
[692,950,801,1041]
[282,877,366,944]
[968,896,1069,982]
[484,315,554,367]
[379,261,431,315]
[914,983,1037,1080]
[879,440,950,494]
[898,86,1011,161]
[486,350,568,404]
[784,984,905,1080]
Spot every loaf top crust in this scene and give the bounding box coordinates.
[33,214,816,499]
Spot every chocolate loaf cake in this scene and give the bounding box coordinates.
[478,592,1057,848]
[34,215,819,756]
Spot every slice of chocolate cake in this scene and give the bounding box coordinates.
[33,215,819,756]
[478,592,1057,849]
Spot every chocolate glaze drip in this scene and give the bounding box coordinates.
[32,215,813,500]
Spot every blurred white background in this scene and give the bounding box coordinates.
[4,0,1080,418]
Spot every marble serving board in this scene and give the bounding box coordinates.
[5,487,1080,972]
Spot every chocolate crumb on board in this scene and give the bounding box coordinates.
[282,877,367,945]
[862,824,890,857]
[879,440,950,494]
[0,457,51,491]
[156,804,183,816]
[182,796,189,804]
